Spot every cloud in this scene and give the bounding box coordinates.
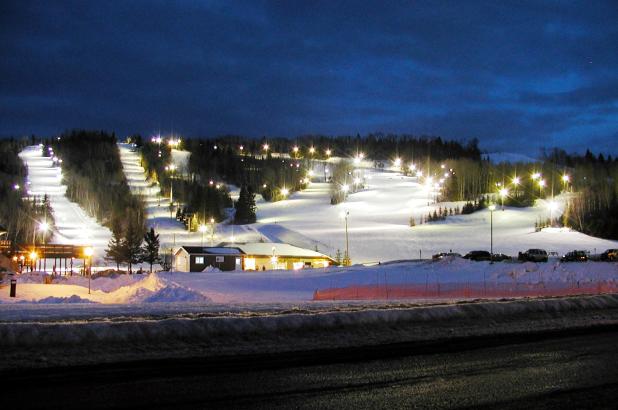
[0,0,617,154]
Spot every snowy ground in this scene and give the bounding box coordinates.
[119,146,618,263]
[255,166,618,263]
[18,145,111,258]
[2,258,617,305]
[21,144,618,267]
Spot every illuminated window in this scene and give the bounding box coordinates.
[244,257,256,270]
[292,262,304,270]
[195,256,205,264]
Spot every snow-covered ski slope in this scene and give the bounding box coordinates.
[117,144,617,263]
[255,166,618,263]
[18,146,111,256]
[117,144,261,248]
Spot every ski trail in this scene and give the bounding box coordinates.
[18,145,112,260]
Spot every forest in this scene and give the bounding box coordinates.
[50,130,145,235]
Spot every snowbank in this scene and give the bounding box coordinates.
[1,294,616,347]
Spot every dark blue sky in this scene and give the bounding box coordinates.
[1,1,617,154]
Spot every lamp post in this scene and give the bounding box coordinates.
[210,218,215,246]
[198,224,207,247]
[499,188,508,211]
[165,164,177,218]
[84,247,94,294]
[488,204,496,264]
[341,210,350,266]
[562,174,570,192]
[38,221,49,272]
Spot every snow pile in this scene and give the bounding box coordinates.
[142,286,211,303]
[32,295,95,304]
[1,294,616,347]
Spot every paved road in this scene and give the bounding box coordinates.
[4,327,618,409]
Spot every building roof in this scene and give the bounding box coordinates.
[177,246,243,255]
[233,242,332,259]
[177,242,333,260]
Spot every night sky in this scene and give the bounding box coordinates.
[1,1,617,154]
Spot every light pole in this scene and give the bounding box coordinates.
[210,218,215,245]
[198,224,207,247]
[341,210,350,266]
[499,188,508,211]
[165,164,177,218]
[84,246,94,294]
[488,204,496,264]
[38,221,49,272]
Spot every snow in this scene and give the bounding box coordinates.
[18,146,112,260]
[254,167,618,263]
[22,143,618,271]
[2,259,617,305]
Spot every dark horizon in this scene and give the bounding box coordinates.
[1,1,617,155]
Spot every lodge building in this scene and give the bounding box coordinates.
[174,242,335,272]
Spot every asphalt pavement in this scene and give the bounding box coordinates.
[3,325,618,409]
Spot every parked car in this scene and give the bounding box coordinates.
[518,249,548,262]
[600,249,618,261]
[432,252,462,261]
[463,250,492,261]
[491,253,512,262]
[561,250,588,262]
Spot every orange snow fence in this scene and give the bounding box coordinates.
[313,281,618,301]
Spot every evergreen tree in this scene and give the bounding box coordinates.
[141,227,160,273]
[234,185,257,224]
[123,213,144,274]
[105,218,125,271]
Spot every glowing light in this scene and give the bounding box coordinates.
[239,145,244,151]
[416,170,423,177]
[13,184,19,190]
[512,176,520,185]
[293,146,299,153]
[548,201,558,211]
[293,261,304,270]
[263,143,269,151]
[198,224,208,233]
[325,149,331,156]
[409,164,416,170]
[539,179,546,188]
[531,172,541,180]
[244,257,256,270]
[309,147,315,154]
[281,188,289,197]
[308,170,314,176]
[488,204,496,211]
[84,247,94,257]
[210,218,215,223]
[562,174,570,183]
[499,188,509,197]
[29,251,38,260]
[341,184,350,192]
[353,157,361,165]
[38,221,49,232]
[440,164,445,169]
[394,158,401,167]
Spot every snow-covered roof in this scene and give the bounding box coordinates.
[233,242,332,259]
[178,246,242,255]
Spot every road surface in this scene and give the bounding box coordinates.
[3,326,617,409]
